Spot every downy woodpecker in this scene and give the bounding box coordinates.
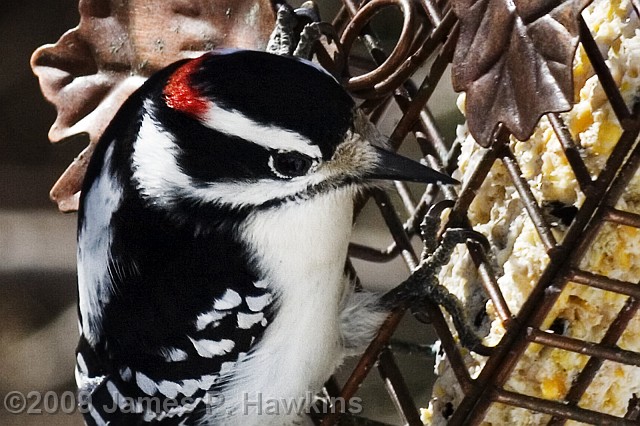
[75,49,455,425]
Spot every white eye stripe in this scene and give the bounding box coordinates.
[200,103,322,160]
[132,111,329,208]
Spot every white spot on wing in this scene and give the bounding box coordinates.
[151,396,203,421]
[159,347,189,362]
[76,353,88,375]
[213,289,242,310]
[253,280,269,289]
[106,381,128,410]
[198,374,217,390]
[75,353,105,392]
[196,309,229,331]
[120,366,132,381]
[180,379,199,397]
[88,404,108,426]
[188,337,235,358]
[219,361,235,376]
[245,294,272,312]
[136,371,158,396]
[158,380,181,399]
[237,312,264,329]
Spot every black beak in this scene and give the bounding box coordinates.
[367,146,459,185]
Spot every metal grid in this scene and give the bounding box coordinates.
[314,0,640,424]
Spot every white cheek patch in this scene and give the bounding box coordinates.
[131,110,330,209]
[131,110,190,207]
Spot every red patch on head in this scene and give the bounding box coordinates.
[163,56,208,117]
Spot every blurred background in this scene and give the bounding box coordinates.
[0,1,462,424]
[2,1,85,425]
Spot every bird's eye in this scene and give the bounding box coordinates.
[269,152,315,179]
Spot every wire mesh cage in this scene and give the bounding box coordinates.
[311,0,640,425]
[30,0,640,425]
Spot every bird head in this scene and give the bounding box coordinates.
[112,49,455,213]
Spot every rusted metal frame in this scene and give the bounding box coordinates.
[419,0,444,26]
[344,3,456,158]
[321,309,405,426]
[392,90,451,167]
[387,23,459,150]
[578,17,632,125]
[372,189,420,271]
[346,7,456,264]
[547,112,594,191]
[493,388,639,426]
[352,17,458,157]
[388,338,437,357]
[467,242,513,324]
[330,181,477,425]
[322,301,474,426]
[348,184,430,264]
[332,4,352,35]
[377,347,423,425]
[406,183,435,233]
[349,33,461,264]
[500,147,559,251]
[413,300,476,395]
[338,2,515,424]
[527,326,640,366]
[343,5,455,99]
[418,145,456,210]
[624,394,640,421]
[348,242,404,262]
[340,5,454,157]
[546,296,640,426]
[359,9,458,98]
[395,181,418,215]
[568,268,640,299]
[565,131,640,270]
[420,139,517,350]
[341,0,417,92]
[352,5,640,426]
[448,143,500,228]
[603,207,640,228]
[378,120,464,258]
[340,0,400,100]
[341,0,365,20]
[437,0,451,12]
[420,113,450,163]
[448,117,640,425]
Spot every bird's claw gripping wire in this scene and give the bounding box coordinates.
[383,207,493,356]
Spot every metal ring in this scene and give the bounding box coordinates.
[340,0,416,92]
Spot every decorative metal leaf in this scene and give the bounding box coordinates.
[31,0,277,211]
[451,0,592,146]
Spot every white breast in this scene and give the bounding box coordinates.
[216,188,355,425]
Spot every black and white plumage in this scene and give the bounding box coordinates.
[75,49,455,425]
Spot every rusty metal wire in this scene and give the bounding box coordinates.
[313,0,640,425]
